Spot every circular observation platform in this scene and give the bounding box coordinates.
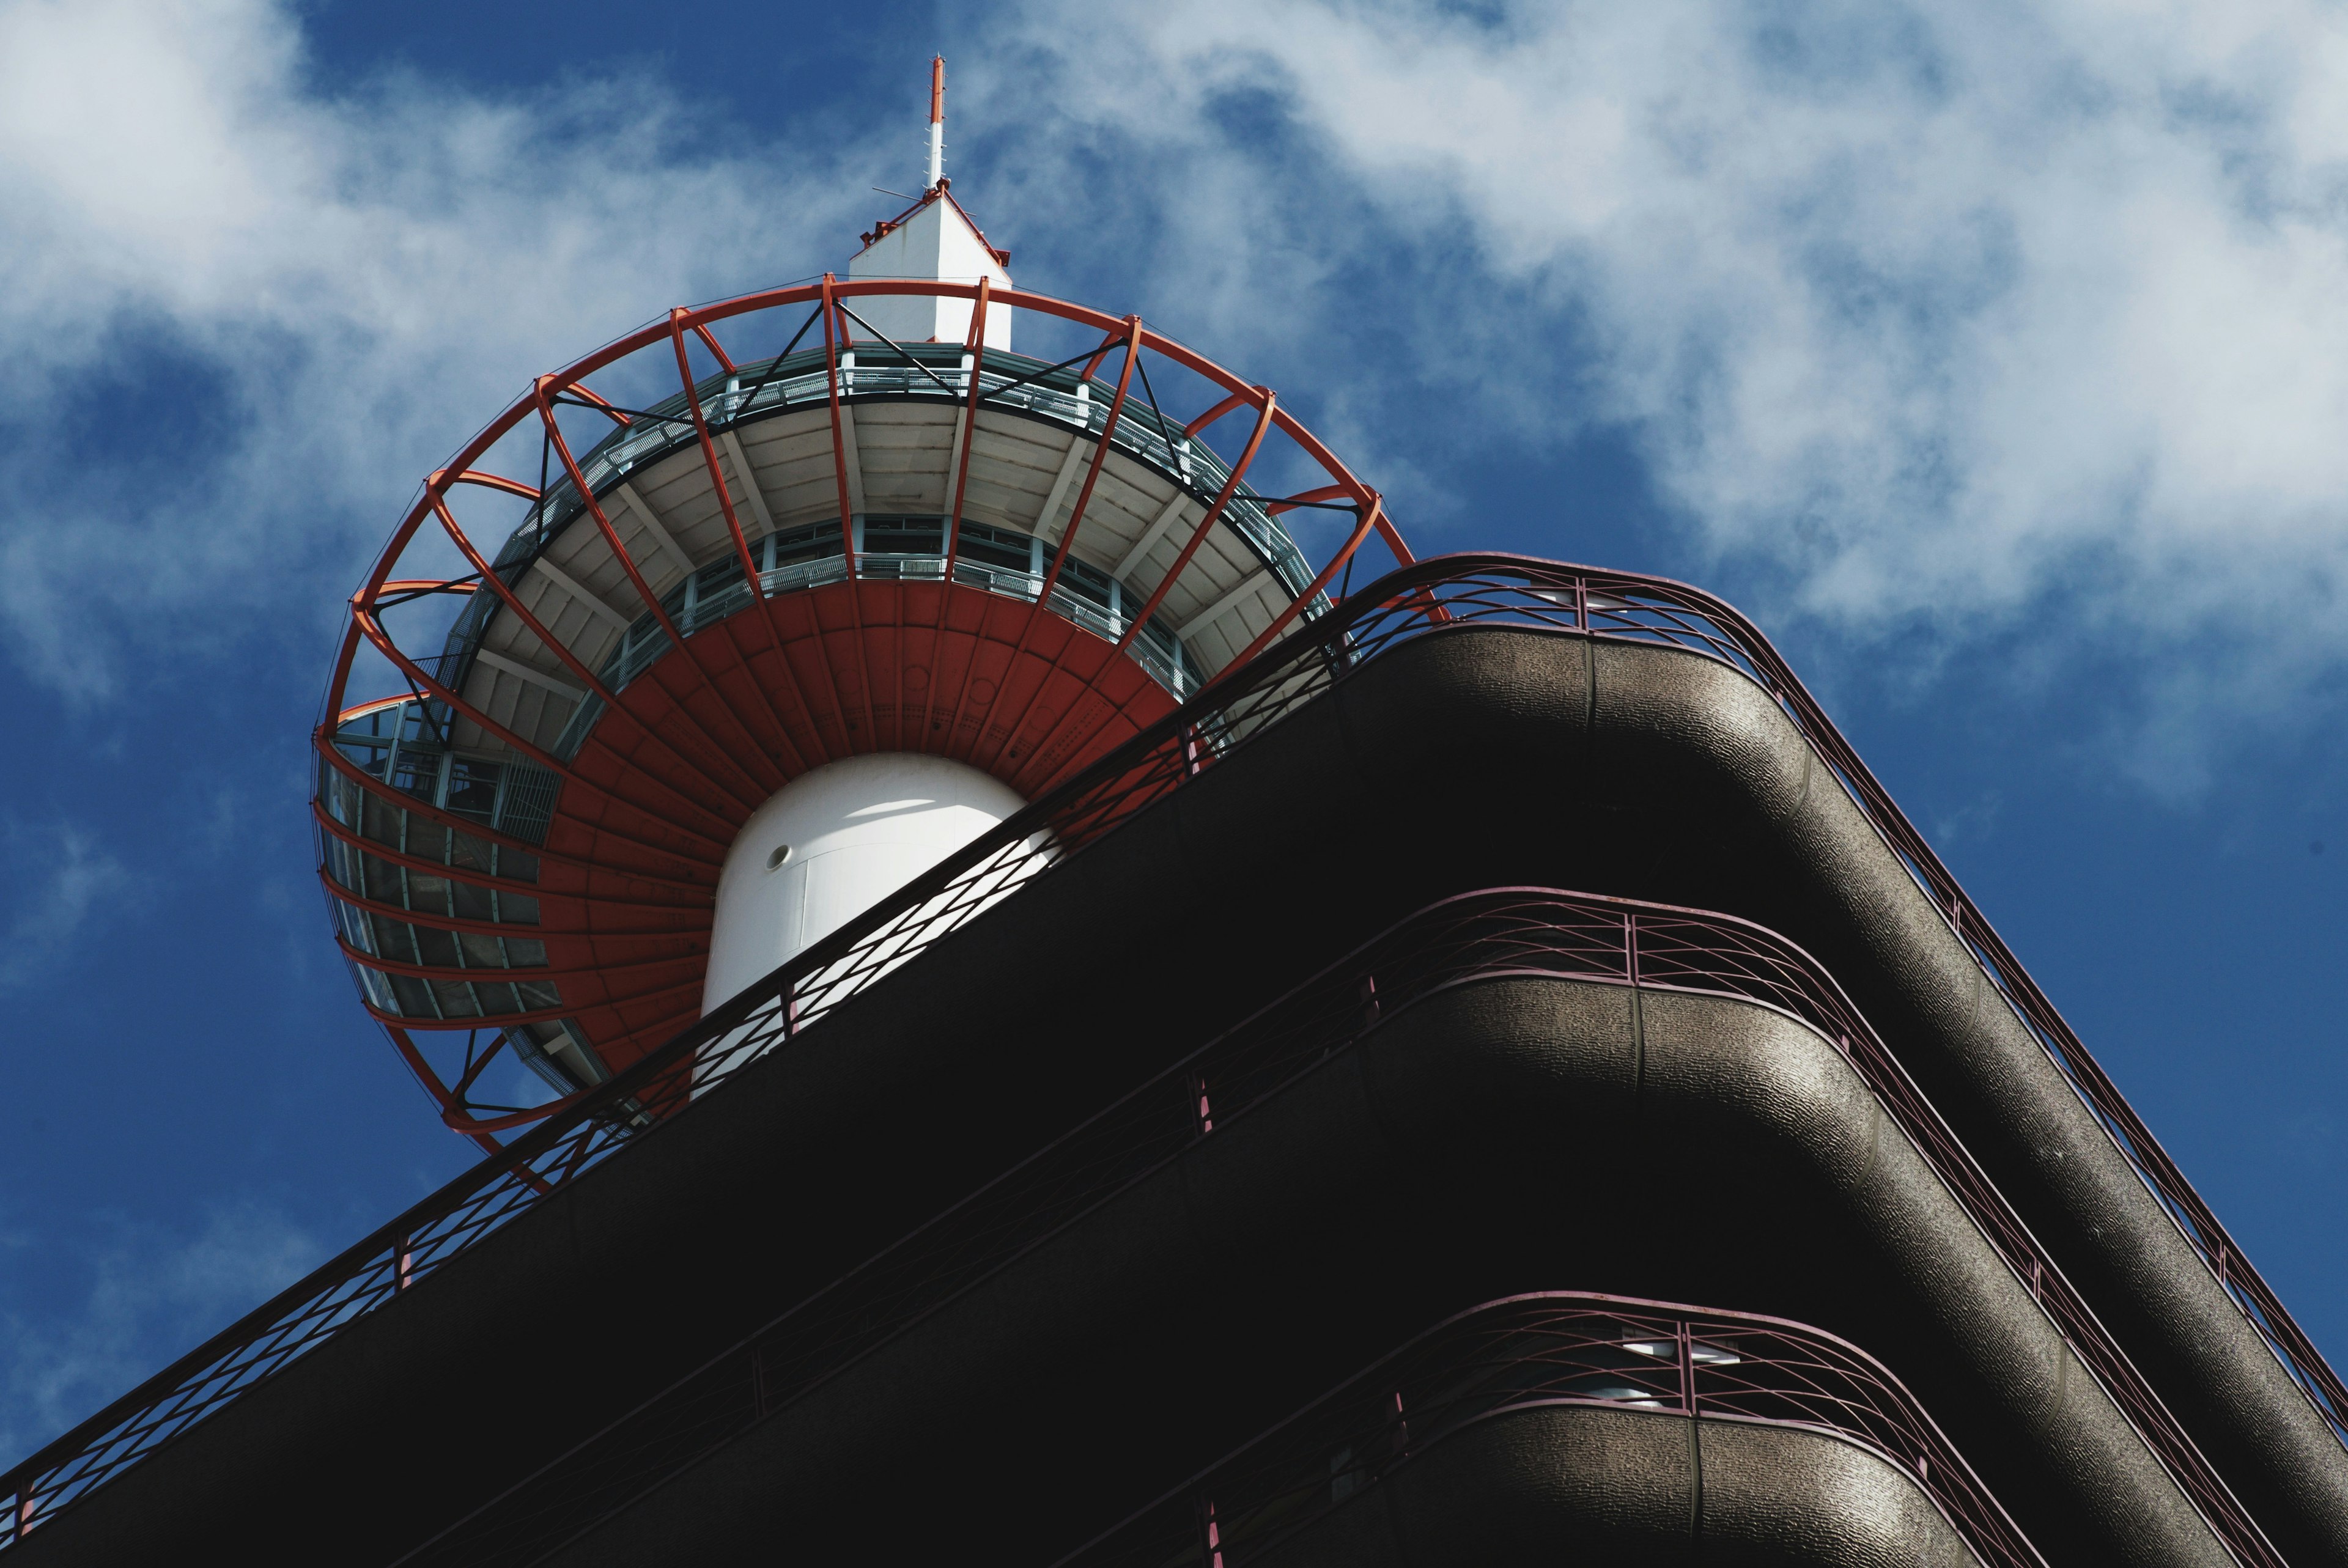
[314,277,1412,1146]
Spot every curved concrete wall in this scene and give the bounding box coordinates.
[1386,628,2348,1563]
[23,626,2338,1565]
[533,979,2221,1567]
[1250,1404,1981,1568]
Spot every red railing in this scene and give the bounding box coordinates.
[388,888,2251,1568]
[1055,1293,2043,1568]
[4,556,2333,1552]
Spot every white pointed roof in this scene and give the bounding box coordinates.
[847,185,1013,350]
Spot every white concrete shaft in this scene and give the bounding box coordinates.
[701,753,1027,1014]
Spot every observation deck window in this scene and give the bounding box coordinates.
[863,516,944,558]
[553,514,1208,760]
[954,520,1033,575]
[320,699,565,1018]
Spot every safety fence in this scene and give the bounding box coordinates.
[5,554,2335,1552]
[1057,1292,2041,1568]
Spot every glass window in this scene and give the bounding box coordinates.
[430,978,482,1019]
[390,746,442,803]
[768,520,840,567]
[1057,554,1115,616]
[358,965,401,1016]
[391,974,437,1018]
[451,880,496,922]
[413,926,462,969]
[360,852,404,905]
[864,515,943,556]
[956,521,1033,573]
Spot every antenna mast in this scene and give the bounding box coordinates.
[927,56,946,191]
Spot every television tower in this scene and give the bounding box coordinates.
[311,59,1411,1145]
[7,55,2344,1568]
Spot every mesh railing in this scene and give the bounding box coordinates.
[1056,1293,2042,1568]
[6,554,2336,1551]
[388,888,2273,1568]
[492,350,1316,613]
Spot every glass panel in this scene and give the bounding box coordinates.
[369,913,418,964]
[360,852,404,904]
[407,820,450,866]
[863,515,944,556]
[451,880,496,922]
[333,900,372,954]
[390,747,441,803]
[768,520,839,567]
[449,829,497,877]
[361,792,404,847]
[430,979,482,1019]
[956,521,1033,573]
[358,965,401,1015]
[407,872,451,915]
[413,926,462,969]
[391,973,437,1018]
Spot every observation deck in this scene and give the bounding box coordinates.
[313,273,1409,1143]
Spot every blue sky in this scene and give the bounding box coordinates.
[2,0,2344,1462]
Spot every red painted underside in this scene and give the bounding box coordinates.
[498,576,1178,1078]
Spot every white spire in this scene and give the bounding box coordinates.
[926,55,945,191]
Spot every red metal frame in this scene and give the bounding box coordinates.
[320,276,1408,1135]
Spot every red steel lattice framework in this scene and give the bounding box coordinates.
[316,273,1411,1145]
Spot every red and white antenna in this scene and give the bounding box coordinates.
[926,55,946,191]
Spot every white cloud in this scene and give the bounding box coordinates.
[0,0,869,698]
[0,1202,321,1464]
[0,821,130,991]
[978,0,2348,769]
[6,0,2346,773]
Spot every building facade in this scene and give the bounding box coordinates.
[6,161,2346,1568]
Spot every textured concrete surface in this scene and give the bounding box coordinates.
[540,979,2223,1567]
[21,625,2338,1564]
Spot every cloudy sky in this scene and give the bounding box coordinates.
[2,0,2343,1465]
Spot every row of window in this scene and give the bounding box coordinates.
[577,514,1203,718]
[350,962,562,1024]
[324,704,567,1021]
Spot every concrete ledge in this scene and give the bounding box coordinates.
[1253,1404,1980,1568]
[18,625,2336,1564]
[538,979,2224,1567]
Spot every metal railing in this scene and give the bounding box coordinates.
[1057,1293,2043,1568]
[388,887,2272,1568]
[489,348,1318,614]
[6,554,2336,1550]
